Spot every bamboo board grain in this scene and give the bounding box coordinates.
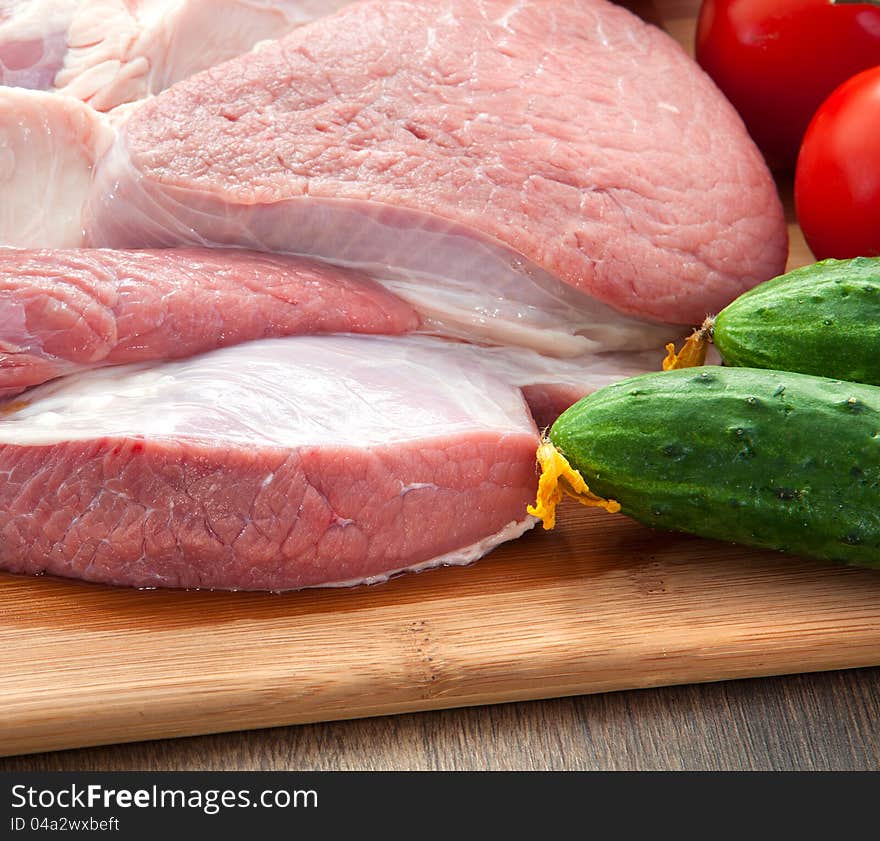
[2,0,880,758]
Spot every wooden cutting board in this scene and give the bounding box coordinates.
[3,0,880,759]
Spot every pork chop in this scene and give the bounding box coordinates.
[0,247,420,397]
[0,335,541,590]
[84,0,788,353]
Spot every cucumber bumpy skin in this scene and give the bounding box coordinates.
[549,366,880,567]
[713,257,880,385]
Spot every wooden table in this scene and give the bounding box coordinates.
[1,667,878,770]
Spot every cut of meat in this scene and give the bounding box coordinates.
[1,1,357,109]
[0,247,420,398]
[0,243,660,423]
[0,246,660,422]
[0,0,79,89]
[0,0,792,592]
[86,178,677,357]
[0,335,541,590]
[0,88,112,248]
[83,0,788,351]
[54,0,358,111]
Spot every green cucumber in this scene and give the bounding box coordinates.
[713,257,880,385]
[549,366,880,567]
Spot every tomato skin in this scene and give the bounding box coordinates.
[795,67,880,260]
[695,0,880,170]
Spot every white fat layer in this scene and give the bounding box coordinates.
[320,516,537,589]
[0,334,552,447]
[55,0,357,111]
[0,88,113,248]
[0,0,78,89]
[85,135,676,358]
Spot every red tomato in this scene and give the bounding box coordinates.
[795,67,880,260]
[695,0,880,170]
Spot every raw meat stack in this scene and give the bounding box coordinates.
[0,0,787,590]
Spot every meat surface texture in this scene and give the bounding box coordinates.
[1,1,357,109]
[54,0,358,111]
[84,0,788,338]
[0,243,660,425]
[0,247,420,397]
[0,88,112,248]
[0,335,540,590]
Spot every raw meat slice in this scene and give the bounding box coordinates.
[83,0,788,351]
[0,335,541,590]
[0,0,79,89]
[0,245,660,423]
[0,247,420,398]
[0,245,658,423]
[0,88,112,248]
[54,0,358,111]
